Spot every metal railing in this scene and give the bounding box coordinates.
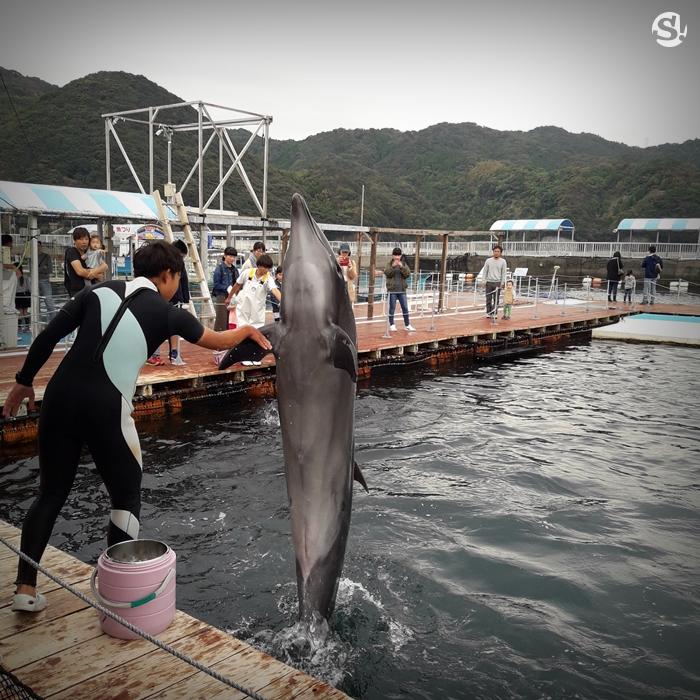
[326,239,700,260]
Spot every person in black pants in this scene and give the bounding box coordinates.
[211,246,238,331]
[606,251,624,303]
[3,241,271,613]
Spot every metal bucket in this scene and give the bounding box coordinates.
[91,539,176,640]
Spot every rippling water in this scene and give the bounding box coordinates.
[2,340,699,699]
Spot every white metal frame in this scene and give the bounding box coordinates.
[102,101,272,217]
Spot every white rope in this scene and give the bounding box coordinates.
[0,535,268,700]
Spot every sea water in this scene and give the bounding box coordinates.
[1,340,698,699]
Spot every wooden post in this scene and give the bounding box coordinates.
[414,235,422,292]
[438,233,449,312]
[280,228,289,265]
[367,231,378,320]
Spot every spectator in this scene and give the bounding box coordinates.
[383,247,415,332]
[240,241,266,273]
[502,278,514,319]
[478,244,507,318]
[2,233,19,315]
[64,227,106,298]
[14,265,30,329]
[3,240,272,613]
[641,246,663,305]
[623,269,635,304]
[37,242,56,321]
[212,246,238,330]
[226,253,281,328]
[606,251,623,304]
[271,265,283,321]
[338,243,358,303]
[85,234,106,284]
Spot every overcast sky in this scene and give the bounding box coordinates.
[1,0,698,147]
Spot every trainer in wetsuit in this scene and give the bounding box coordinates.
[3,241,271,613]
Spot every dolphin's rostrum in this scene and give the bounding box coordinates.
[219,194,367,621]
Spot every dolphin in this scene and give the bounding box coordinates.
[219,193,367,621]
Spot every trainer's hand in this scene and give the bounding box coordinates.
[245,325,272,350]
[2,383,35,419]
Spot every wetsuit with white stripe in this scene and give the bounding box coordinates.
[15,278,204,586]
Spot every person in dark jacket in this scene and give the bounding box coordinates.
[606,251,624,303]
[383,247,415,332]
[212,246,238,330]
[641,245,663,305]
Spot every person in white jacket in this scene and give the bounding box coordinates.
[479,245,508,317]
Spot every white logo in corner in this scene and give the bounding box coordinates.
[652,12,687,47]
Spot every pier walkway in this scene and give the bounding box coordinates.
[0,520,349,700]
[2,299,698,446]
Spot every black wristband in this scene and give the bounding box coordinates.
[15,372,32,388]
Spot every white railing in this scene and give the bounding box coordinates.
[326,240,700,260]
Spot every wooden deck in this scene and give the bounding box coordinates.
[2,299,699,445]
[0,521,350,700]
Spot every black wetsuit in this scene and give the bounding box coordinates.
[14,278,204,586]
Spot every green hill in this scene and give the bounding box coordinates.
[1,67,698,237]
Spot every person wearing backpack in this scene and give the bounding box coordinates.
[212,246,238,330]
[641,245,663,305]
[3,241,271,613]
[606,251,624,304]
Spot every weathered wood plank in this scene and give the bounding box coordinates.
[0,522,20,538]
[147,643,294,700]
[0,547,93,596]
[0,577,91,639]
[1,606,103,669]
[13,612,207,697]
[50,625,247,700]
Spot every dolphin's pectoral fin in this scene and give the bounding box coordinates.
[326,325,358,382]
[353,460,369,492]
[217,324,280,370]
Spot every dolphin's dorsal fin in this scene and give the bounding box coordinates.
[354,461,369,492]
[326,325,358,383]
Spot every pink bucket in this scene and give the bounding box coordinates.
[90,539,176,640]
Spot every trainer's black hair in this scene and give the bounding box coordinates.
[133,241,184,278]
[253,241,266,252]
[224,246,237,256]
[649,245,656,253]
[256,253,274,269]
[72,227,90,241]
[492,244,503,252]
[173,239,188,255]
[275,265,283,275]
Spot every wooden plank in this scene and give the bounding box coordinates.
[50,625,247,700]
[13,611,207,697]
[1,606,103,669]
[0,522,20,538]
[0,546,93,597]
[0,577,92,639]
[148,643,294,700]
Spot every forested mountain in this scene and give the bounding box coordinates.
[1,67,698,237]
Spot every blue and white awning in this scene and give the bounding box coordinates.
[490,218,574,232]
[0,181,178,221]
[616,218,700,231]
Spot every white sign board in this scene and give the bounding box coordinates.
[513,267,528,277]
